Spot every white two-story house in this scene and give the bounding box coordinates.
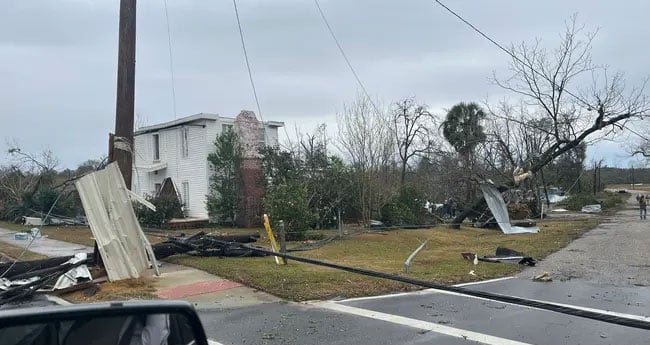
[132,111,283,220]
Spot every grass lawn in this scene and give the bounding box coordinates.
[0,241,48,261]
[168,219,598,301]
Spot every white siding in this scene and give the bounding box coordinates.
[133,114,283,222]
[263,125,280,146]
[133,121,210,219]
[204,120,220,206]
[167,123,209,218]
[133,134,155,197]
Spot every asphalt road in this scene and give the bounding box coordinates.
[198,277,650,345]
[198,193,650,345]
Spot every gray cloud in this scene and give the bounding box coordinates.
[1,0,648,168]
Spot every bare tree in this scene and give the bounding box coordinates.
[7,146,58,174]
[452,15,650,227]
[337,93,397,222]
[482,101,554,179]
[628,122,650,159]
[493,15,648,176]
[0,146,63,220]
[392,98,433,185]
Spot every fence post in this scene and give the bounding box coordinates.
[337,208,342,237]
[278,220,288,265]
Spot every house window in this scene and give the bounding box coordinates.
[181,127,189,158]
[154,183,162,194]
[182,182,190,209]
[222,124,233,133]
[152,134,160,161]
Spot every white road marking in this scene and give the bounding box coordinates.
[331,275,650,324]
[453,276,515,287]
[315,301,532,345]
[208,340,225,345]
[336,276,515,303]
[428,288,650,322]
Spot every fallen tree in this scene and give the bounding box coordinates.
[452,16,649,228]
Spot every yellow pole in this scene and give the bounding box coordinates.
[263,214,283,265]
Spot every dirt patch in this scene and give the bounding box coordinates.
[62,278,158,303]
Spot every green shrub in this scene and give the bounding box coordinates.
[560,192,626,211]
[560,194,598,211]
[380,186,426,226]
[134,194,184,227]
[263,182,316,240]
[599,192,626,209]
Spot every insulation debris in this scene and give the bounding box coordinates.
[581,204,602,213]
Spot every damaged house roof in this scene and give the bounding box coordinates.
[135,112,284,135]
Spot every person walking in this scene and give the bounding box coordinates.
[636,194,647,220]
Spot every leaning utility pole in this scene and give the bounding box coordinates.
[112,0,137,189]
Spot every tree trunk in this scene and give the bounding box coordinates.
[450,185,509,229]
[540,168,550,207]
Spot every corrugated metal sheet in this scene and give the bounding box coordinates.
[75,162,158,281]
[480,183,540,234]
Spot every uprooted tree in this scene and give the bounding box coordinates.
[451,15,650,228]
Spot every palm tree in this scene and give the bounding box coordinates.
[441,102,487,207]
[441,102,487,167]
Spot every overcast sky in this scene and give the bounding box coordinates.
[1,0,648,169]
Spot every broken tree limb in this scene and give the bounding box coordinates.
[0,255,93,280]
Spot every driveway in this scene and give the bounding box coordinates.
[522,191,650,287]
[0,227,91,257]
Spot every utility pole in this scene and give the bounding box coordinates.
[112,0,137,189]
[95,0,136,269]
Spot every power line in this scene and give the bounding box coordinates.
[432,0,650,148]
[313,0,382,116]
[232,0,265,125]
[432,0,591,108]
[623,124,650,142]
[234,242,650,331]
[162,0,178,119]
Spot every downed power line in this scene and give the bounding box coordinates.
[228,242,650,331]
